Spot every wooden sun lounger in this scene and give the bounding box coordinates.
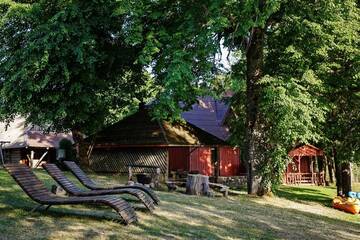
[63,161,160,204]
[43,163,155,212]
[4,164,137,224]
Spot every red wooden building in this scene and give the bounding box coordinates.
[89,102,246,179]
[285,144,325,185]
[169,146,243,176]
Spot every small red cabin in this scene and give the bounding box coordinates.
[285,144,325,185]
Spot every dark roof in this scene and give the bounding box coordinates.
[181,96,230,141]
[93,109,227,147]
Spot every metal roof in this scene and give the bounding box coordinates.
[0,117,73,149]
[181,96,230,141]
[92,108,227,147]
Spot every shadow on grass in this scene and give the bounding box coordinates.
[274,185,335,206]
[1,170,359,240]
[130,192,360,240]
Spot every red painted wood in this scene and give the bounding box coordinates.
[168,147,190,172]
[287,156,312,174]
[219,147,243,176]
[300,157,311,173]
[287,157,300,173]
[288,144,324,157]
[189,147,213,176]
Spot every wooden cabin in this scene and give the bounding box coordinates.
[285,144,325,185]
[89,106,246,180]
[0,118,73,167]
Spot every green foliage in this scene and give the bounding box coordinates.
[0,0,154,134]
[319,0,360,164]
[138,0,359,190]
[120,0,232,119]
[59,138,75,161]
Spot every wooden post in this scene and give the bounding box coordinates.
[186,174,209,195]
[298,156,301,184]
[328,155,335,184]
[165,149,169,182]
[154,167,161,188]
[128,166,133,181]
[311,156,314,184]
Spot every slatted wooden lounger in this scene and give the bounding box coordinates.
[4,164,137,225]
[63,161,160,204]
[43,163,155,212]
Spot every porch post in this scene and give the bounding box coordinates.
[310,156,314,184]
[298,156,301,184]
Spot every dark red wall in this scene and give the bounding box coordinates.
[219,147,244,176]
[168,146,244,177]
[300,157,311,173]
[189,147,213,176]
[287,156,312,173]
[168,147,190,172]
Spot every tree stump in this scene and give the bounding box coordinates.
[186,174,209,195]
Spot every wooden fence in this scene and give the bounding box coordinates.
[285,172,325,185]
[89,148,168,176]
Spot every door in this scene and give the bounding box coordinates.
[219,147,241,176]
[189,147,212,176]
[168,147,190,172]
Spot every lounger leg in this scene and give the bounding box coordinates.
[44,205,52,211]
[30,204,43,213]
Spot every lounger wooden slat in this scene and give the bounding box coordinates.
[43,163,155,212]
[63,161,160,204]
[4,164,137,224]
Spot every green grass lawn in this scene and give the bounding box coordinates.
[0,169,359,240]
[275,183,360,207]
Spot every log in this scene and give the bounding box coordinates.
[186,174,209,195]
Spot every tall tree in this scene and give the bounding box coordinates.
[0,0,154,165]
[320,0,360,195]
[229,0,359,194]
[135,0,358,194]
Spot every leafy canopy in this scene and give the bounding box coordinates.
[0,0,154,133]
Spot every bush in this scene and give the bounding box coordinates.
[59,138,76,161]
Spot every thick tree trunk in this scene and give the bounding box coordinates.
[333,146,352,196]
[333,147,343,196]
[71,129,91,167]
[341,162,352,196]
[245,27,265,195]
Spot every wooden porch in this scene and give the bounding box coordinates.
[285,145,325,185]
[285,172,325,185]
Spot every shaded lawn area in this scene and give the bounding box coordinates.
[0,169,359,240]
[275,183,360,207]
